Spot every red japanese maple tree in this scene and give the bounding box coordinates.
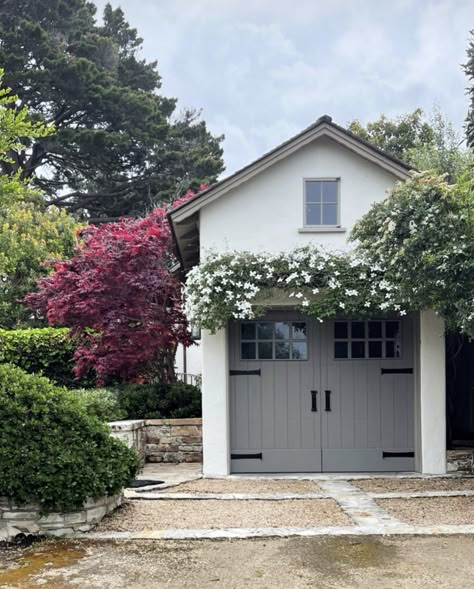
[26,191,203,384]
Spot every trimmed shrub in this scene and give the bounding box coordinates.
[74,388,127,422]
[0,364,140,513]
[0,327,93,388]
[115,381,201,419]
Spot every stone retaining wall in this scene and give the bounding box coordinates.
[0,493,122,541]
[109,419,468,472]
[109,419,146,463]
[145,418,202,463]
[447,449,474,474]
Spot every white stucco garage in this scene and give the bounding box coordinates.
[169,115,446,477]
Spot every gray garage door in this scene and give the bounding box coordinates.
[229,312,415,473]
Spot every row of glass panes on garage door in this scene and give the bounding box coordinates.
[239,320,401,361]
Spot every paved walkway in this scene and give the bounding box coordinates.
[92,464,474,540]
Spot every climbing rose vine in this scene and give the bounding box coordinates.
[186,172,474,337]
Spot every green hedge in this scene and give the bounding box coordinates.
[0,364,140,513]
[115,382,201,420]
[74,387,127,422]
[0,327,93,388]
[69,382,201,422]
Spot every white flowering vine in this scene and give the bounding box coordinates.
[185,246,404,333]
[185,172,474,338]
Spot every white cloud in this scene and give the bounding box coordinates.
[94,0,474,174]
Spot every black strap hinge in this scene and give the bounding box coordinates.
[231,453,263,460]
[383,451,415,458]
[381,368,413,375]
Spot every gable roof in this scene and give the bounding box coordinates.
[169,115,412,270]
[169,114,411,225]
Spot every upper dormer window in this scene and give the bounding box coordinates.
[304,179,340,227]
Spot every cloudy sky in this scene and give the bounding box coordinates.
[94,0,474,176]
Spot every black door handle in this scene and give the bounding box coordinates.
[311,390,318,412]
[325,390,331,411]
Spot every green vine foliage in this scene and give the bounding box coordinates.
[185,172,474,336]
[352,171,474,334]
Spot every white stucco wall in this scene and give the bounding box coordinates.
[415,310,447,474]
[201,328,230,475]
[199,137,401,255]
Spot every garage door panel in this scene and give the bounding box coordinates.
[300,357,317,449]
[367,366,382,448]
[381,374,395,449]
[406,376,415,448]
[274,362,288,449]
[234,373,250,449]
[231,449,322,473]
[323,365,342,449]
[230,316,415,474]
[261,364,275,449]
[287,362,302,449]
[393,374,414,448]
[248,372,262,450]
[322,448,414,472]
[340,364,356,449]
[354,365,369,448]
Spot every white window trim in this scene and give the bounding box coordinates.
[301,177,343,231]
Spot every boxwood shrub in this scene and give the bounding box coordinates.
[0,364,140,513]
[115,381,202,420]
[74,387,127,422]
[0,327,94,388]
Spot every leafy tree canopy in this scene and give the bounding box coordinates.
[349,108,434,161]
[464,29,474,150]
[349,109,473,182]
[0,0,224,219]
[0,68,80,327]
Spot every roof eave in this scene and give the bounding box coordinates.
[170,120,411,224]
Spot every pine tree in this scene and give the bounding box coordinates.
[0,0,224,218]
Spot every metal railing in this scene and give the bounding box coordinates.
[176,373,201,388]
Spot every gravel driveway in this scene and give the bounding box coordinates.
[353,477,474,494]
[2,536,474,588]
[159,478,321,494]
[378,496,474,525]
[97,498,350,531]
